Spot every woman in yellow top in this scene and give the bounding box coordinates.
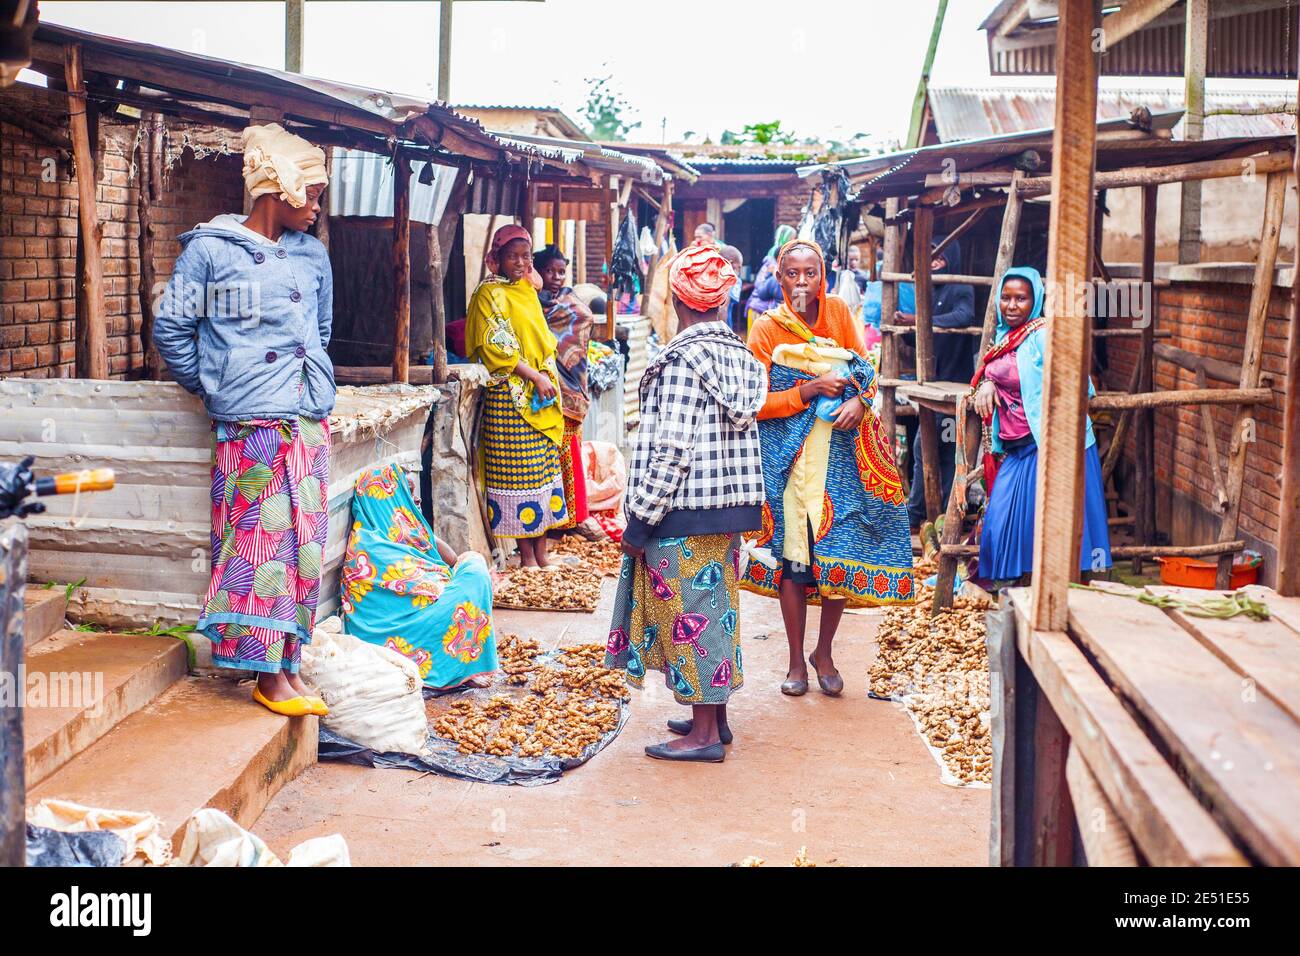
[465,224,567,568]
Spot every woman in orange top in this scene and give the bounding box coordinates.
[742,240,914,697]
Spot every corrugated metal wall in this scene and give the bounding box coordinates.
[0,380,435,628]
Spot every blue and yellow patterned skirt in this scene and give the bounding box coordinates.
[481,384,567,539]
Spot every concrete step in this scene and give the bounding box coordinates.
[28,677,318,848]
[23,588,68,648]
[23,630,188,787]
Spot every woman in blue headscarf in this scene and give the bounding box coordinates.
[970,267,1111,583]
[339,463,498,689]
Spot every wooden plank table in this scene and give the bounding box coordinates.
[998,582,1300,866]
[895,380,972,414]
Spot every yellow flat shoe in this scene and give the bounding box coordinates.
[252,687,315,717]
[305,695,329,717]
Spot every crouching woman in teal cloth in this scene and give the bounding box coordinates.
[339,463,498,690]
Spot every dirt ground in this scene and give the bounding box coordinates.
[254,580,990,866]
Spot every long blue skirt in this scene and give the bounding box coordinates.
[978,442,1111,581]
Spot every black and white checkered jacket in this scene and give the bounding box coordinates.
[623,322,767,548]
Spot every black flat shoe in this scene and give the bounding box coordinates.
[809,653,844,697]
[644,741,726,762]
[667,718,733,745]
[780,677,808,696]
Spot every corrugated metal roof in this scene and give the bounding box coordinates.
[929,86,1297,142]
[489,131,666,185]
[329,151,458,224]
[982,0,1299,79]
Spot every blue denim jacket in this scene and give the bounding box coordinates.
[153,218,335,421]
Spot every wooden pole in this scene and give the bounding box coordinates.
[1178,0,1208,265]
[880,198,903,451]
[1089,387,1272,411]
[135,115,160,380]
[980,172,1024,357]
[1134,184,1158,571]
[913,204,942,521]
[284,0,305,73]
[315,146,332,252]
[1031,0,1100,632]
[1214,169,1288,588]
[437,0,453,102]
[1016,150,1294,199]
[906,0,949,148]
[428,223,448,385]
[933,398,982,612]
[392,154,412,384]
[551,181,562,254]
[575,221,587,285]
[1278,80,1300,597]
[605,176,617,339]
[643,176,673,297]
[64,45,108,380]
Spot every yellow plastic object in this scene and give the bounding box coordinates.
[52,468,115,494]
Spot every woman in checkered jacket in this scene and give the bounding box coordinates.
[603,244,767,763]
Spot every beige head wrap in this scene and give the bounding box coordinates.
[241,123,329,209]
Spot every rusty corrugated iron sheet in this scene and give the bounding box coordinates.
[930,86,1296,143]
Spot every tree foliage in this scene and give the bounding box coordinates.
[581,73,641,142]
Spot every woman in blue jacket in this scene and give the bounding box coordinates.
[971,267,1112,583]
[154,124,334,717]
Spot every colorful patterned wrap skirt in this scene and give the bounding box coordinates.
[604,534,743,706]
[741,363,915,607]
[554,417,589,530]
[198,416,330,674]
[481,383,567,539]
[341,463,498,690]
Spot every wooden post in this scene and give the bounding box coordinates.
[284,0,305,73]
[135,115,160,380]
[1178,0,1208,265]
[880,198,902,449]
[913,205,942,521]
[1031,0,1100,632]
[605,176,618,339]
[551,182,562,254]
[392,154,412,384]
[933,398,982,612]
[980,174,1024,357]
[1214,169,1287,588]
[1279,87,1300,597]
[437,0,454,102]
[575,221,587,285]
[643,176,673,298]
[65,45,108,380]
[1133,184,1158,571]
[428,223,448,385]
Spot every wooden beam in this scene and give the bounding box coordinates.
[1017,150,1295,199]
[1031,0,1098,632]
[428,223,448,386]
[913,203,942,524]
[1066,744,1139,866]
[135,114,160,380]
[880,271,995,287]
[1215,169,1287,588]
[392,154,412,384]
[1089,387,1272,411]
[1178,0,1208,265]
[1134,184,1158,569]
[1279,83,1300,598]
[980,170,1024,356]
[1154,342,1242,385]
[1110,541,1243,559]
[314,145,332,252]
[933,401,981,612]
[1099,0,1181,50]
[551,181,562,253]
[64,45,108,381]
[284,0,304,73]
[879,197,903,450]
[605,176,617,339]
[437,0,453,102]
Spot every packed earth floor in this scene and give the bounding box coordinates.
[252,579,989,866]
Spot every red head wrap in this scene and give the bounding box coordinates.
[669,243,736,312]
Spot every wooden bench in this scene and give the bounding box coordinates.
[990,584,1300,866]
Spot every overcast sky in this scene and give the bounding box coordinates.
[39,1,1292,147]
[39,0,1018,145]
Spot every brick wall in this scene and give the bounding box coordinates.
[1,84,244,379]
[1105,280,1291,572]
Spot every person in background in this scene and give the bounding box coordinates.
[693,221,718,245]
[971,267,1111,584]
[465,224,567,568]
[154,123,332,717]
[747,223,796,327]
[743,240,914,697]
[605,244,766,763]
[719,243,747,336]
[533,244,602,541]
[893,237,976,530]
